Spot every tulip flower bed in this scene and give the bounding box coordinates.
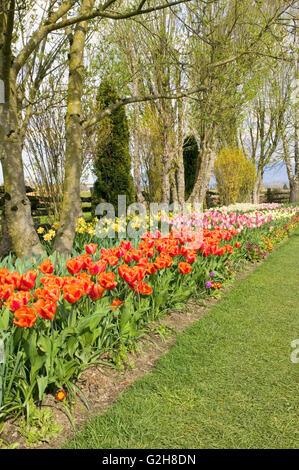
[0,208,299,427]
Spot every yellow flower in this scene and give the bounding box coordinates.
[43,233,52,241]
[53,222,60,229]
[48,229,56,236]
[37,227,44,234]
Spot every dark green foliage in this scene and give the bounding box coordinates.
[92,79,135,213]
[183,135,200,200]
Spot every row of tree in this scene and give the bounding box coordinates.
[0,0,298,259]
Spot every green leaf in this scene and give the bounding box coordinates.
[67,336,78,357]
[0,308,10,330]
[37,376,48,401]
[30,355,46,382]
[37,335,52,355]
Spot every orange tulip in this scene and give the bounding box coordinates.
[178,262,192,274]
[33,298,57,320]
[98,272,117,290]
[121,240,133,251]
[88,259,107,275]
[0,268,9,283]
[145,263,156,276]
[0,284,14,301]
[38,259,54,274]
[34,286,60,303]
[63,285,83,303]
[4,272,22,290]
[89,283,105,300]
[136,281,152,295]
[123,252,132,263]
[13,306,37,328]
[5,291,31,311]
[107,255,119,266]
[185,251,197,263]
[131,249,143,262]
[110,299,124,311]
[111,246,125,258]
[66,257,83,275]
[19,270,37,291]
[40,275,65,289]
[118,264,130,278]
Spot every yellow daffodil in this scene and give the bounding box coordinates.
[43,233,52,241]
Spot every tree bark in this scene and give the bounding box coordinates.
[283,127,299,203]
[0,3,43,258]
[161,104,177,204]
[176,91,185,205]
[0,209,12,257]
[132,71,144,203]
[187,131,217,206]
[282,13,299,205]
[53,0,95,255]
[292,10,299,204]
[252,166,263,204]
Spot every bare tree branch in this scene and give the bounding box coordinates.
[83,85,207,129]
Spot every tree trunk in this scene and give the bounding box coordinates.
[128,40,144,204]
[0,67,43,258]
[176,93,185,205]
[292,14,299,204]
[289,179,299,203]
[161,106,177,204]
[132,89,144,203]
[187,132,217,207]
[161,127,172,204]
[252,166,263,204]
[133,103,144,203]
[0,210,12,257]
[281,37,299,205]
[53,0,95,255]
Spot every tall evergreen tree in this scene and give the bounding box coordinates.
[183,135,200,200]
[92,79,135,213]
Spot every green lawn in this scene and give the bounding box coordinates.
[63,230,299,449]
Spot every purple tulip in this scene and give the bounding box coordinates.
[205,281,212,288]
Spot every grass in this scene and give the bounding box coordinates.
[63,230,299,449]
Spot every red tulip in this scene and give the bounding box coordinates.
[85,243,98,254]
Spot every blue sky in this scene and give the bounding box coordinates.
[263,162,289,185]
[0,161,290,187]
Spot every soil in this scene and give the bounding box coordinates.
[1,260,260,449]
